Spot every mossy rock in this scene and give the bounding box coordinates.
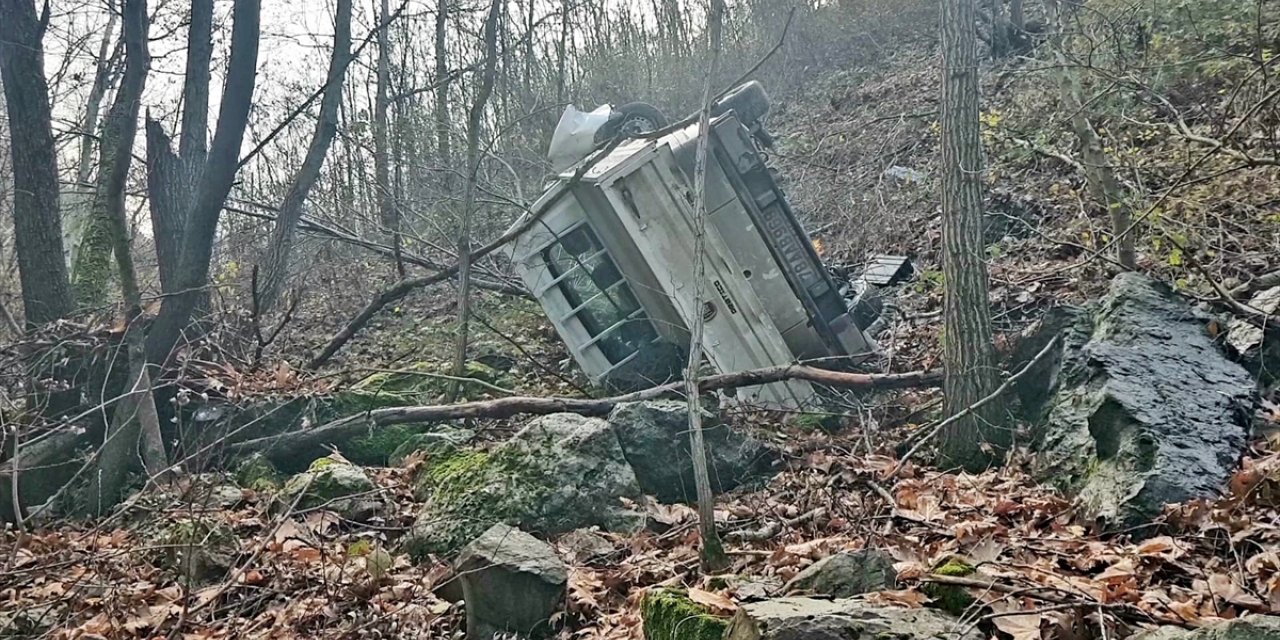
[789,412,844,432]
[923,558,976,615]
[402,414,643,560]
[279,455,382,520]
[341,424,428,466]
[153,519,238,583]
[233,453,283,492]
[348,361,507,405]
[388,427,476,466]
[641,588,729,640]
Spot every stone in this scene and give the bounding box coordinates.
[1030,274,1254,529]
[1132,616,1280,640]
[403,413,643,558]
[557,529,615,564]
[608,400,777,502]
[781,549,896,598]
[388,427,476,466]
[641,588,730,640]
[1225,286,1280,384]
[153,519,238,583]
[279,455,382,521]
[724,598,979,640]
[455,524,567,640]
[233,453,283,492]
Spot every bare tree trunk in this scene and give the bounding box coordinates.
[448,0,503,400]
[85,0,167,513]
[149,0,214,296]
[258,0,353,309]
[987,0,1009,58]
[374,0,396,237]
[0,0,74,327]
[145,0,261,366]
[685,0,730,574]
[67,10,120,271]
[556,0,569,105]
[434,0,452,194]
[1048,0,1137,270]
[938,0,1004,471]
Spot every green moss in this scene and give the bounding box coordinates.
[233,453,282,492]
[418,450,493,502]
[924,558,977,615]
[308,456,339,472]
[791,412,844,432]
[343,424,424,466]
[154,519,238,583]
[641,588,728,640]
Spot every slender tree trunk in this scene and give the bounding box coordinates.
[556,0,569,105]
[685,0,730,574]
[67,10,119,271]
[84,0,166,513]
[448,0,502,400]
[373,0,396,236]
[1048,0,1137,270]
[145,0,261,366]
[938,0,1004,471]
[0,0,74,327]
[434,0,453,195]
[988,0,1009,58]
[259,0,353,309]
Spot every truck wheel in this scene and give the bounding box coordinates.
[610,102,667,137]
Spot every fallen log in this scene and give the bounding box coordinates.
[226,365,942,459]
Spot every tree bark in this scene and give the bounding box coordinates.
[0,0,74,327]
[938,0,1004,471]
[149,0,215,296]
[373,0,395,236]
[447,0,503,400]
[258,0,353,309]
[434,0,452,194]
[67,10,120,272]
[145,0,261,366]
[83,0,167,514]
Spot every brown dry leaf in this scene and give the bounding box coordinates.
[989,602,1044,640]
[1207,573,1265,610]
[686,587,737,614]
[867,589,929,608]
[1096,559,1137,583]
[1136,536,1184,558]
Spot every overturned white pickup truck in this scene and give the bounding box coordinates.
[506,83,891,409]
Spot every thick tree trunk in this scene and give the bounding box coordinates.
[258,0,353,309]
[938,0,1004,471]
[0,0,74,327]
[448,0,503,400]
[373,0,396,237]
[145,0,261,366]
[83,0,167,513]
[150,0,215,296]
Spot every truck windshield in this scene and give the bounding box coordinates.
[541,225,658,364]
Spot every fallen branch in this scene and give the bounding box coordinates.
[228,365,942,459]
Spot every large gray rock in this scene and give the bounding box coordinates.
[724,598,979,640]
[1028,274,1254,528]
[1133,616,1280,640]
[608,400,777,502]
[781,549,896,597]
[403,414,644,558]
[456,524,568,640]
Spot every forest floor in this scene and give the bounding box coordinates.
[5,17,1280,640]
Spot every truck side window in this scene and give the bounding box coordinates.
[541,225,658,364]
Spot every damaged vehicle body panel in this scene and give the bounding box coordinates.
[508,83,878,408]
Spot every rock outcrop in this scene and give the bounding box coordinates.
[608,400,777,502]
[1025,274,1254,528]
[279,455,383,521]
[1133,616,1280,640]
[455,524,568,640]
[780,549,897,597]
[403,414,643,557]
[641,588,730,640]
[724,598,978,640]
